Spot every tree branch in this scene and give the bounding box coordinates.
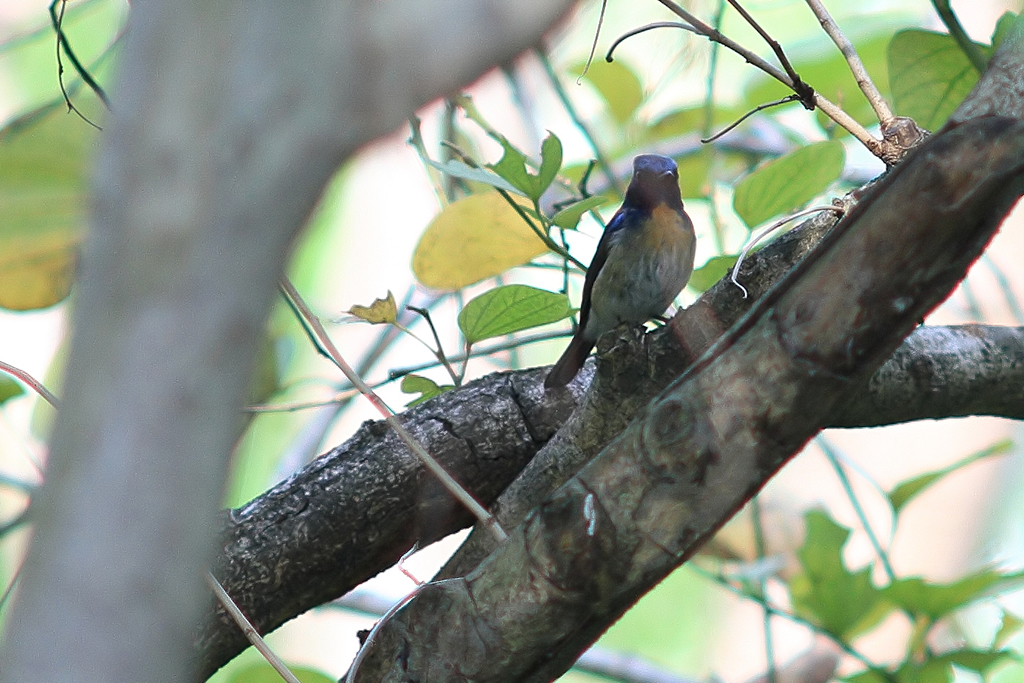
[347,17,1024,675]
[352,114,1024,682]
[187,12,1024,679]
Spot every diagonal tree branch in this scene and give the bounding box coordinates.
[347,18,1024,680]
[196,320,1024,676]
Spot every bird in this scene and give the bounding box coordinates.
[544,154,696,389]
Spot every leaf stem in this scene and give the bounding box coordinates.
[280,278,507,544]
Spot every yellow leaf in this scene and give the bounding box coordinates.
[412,191,548,290]
[0,112,96,311]
[0,230,77,310]
[349,290,398,324]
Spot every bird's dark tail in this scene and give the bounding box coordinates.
[544,333,596,388]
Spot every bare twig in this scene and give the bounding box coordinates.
[0,360,60,409]
[606,21,699,58]
[405,306,460,385]
[206,572,302,683]
[279,278,507,544]
[730,206,845,298]
[726,0,815,109]
[702,95,800,143]
[48,0,107,130]
[651,0,884,158]
[536,48,622,194]
[803,0,894,124]
[578,0,610,82]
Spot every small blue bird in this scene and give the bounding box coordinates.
[545,154,696,388]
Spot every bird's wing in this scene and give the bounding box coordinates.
[577,206,631,336]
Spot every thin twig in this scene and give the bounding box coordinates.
[726,0,815,109]
[816,436,897,582]
[405,306,460,385]
[702,95,800,143]
[535,48,622,194]
[0,564,23,615]
[387,328,568,379]
[606,22,699,59]
[651,0,882,157]
[691,565,887,677]
[0,360,60,409]
[279,278,507,544]
[48,0,106,130]
[206,572,302,683]
[750,499,777,683]
[730,206,844,298]
[931,0,987,73]
[803,0,894,124]
[345,584,427,683]
[578,0,610,82]
[246,390,360,414]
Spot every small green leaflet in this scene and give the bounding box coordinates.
[789,510,888,638]
[488,133,562,201]
[688,255,737,294]
[458,284,571,345]
[551,196,607,229]
[401,374,454,407]
[732,141,845,228]
[882,569,1024,621]
[425,159,522,195]
[887,439,1012,514]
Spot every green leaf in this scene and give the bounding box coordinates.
[845,668,890,683]
[227,663,335,683]
[893,649,1016,683]
[551,196,607,229]
[991,12,1019,50]
[571,60,644,124]
[0,376,25,405]
[789,510,889,638]
[349,291,399,325]
[538,133,563,198]
[732,141,845,228]
[676,151,712,200]
[688,255,737,294]
[425,159,522,195]
[887,439,1012,514]
[883,569,1024,621]
[995,610,1024,648]
[888,30,989,131]
[458,284,571,345]
[488,133,562,201]
[0,111,98,310]
[942,648,1016,674]
[401,374,454,407]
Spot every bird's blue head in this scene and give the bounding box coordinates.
[624,154,683,211]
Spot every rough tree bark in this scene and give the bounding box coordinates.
[0,1,573,681]
[345,19,1024,683]
[188,16,1024,681]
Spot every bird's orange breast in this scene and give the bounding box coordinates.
[643,203,693,250]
